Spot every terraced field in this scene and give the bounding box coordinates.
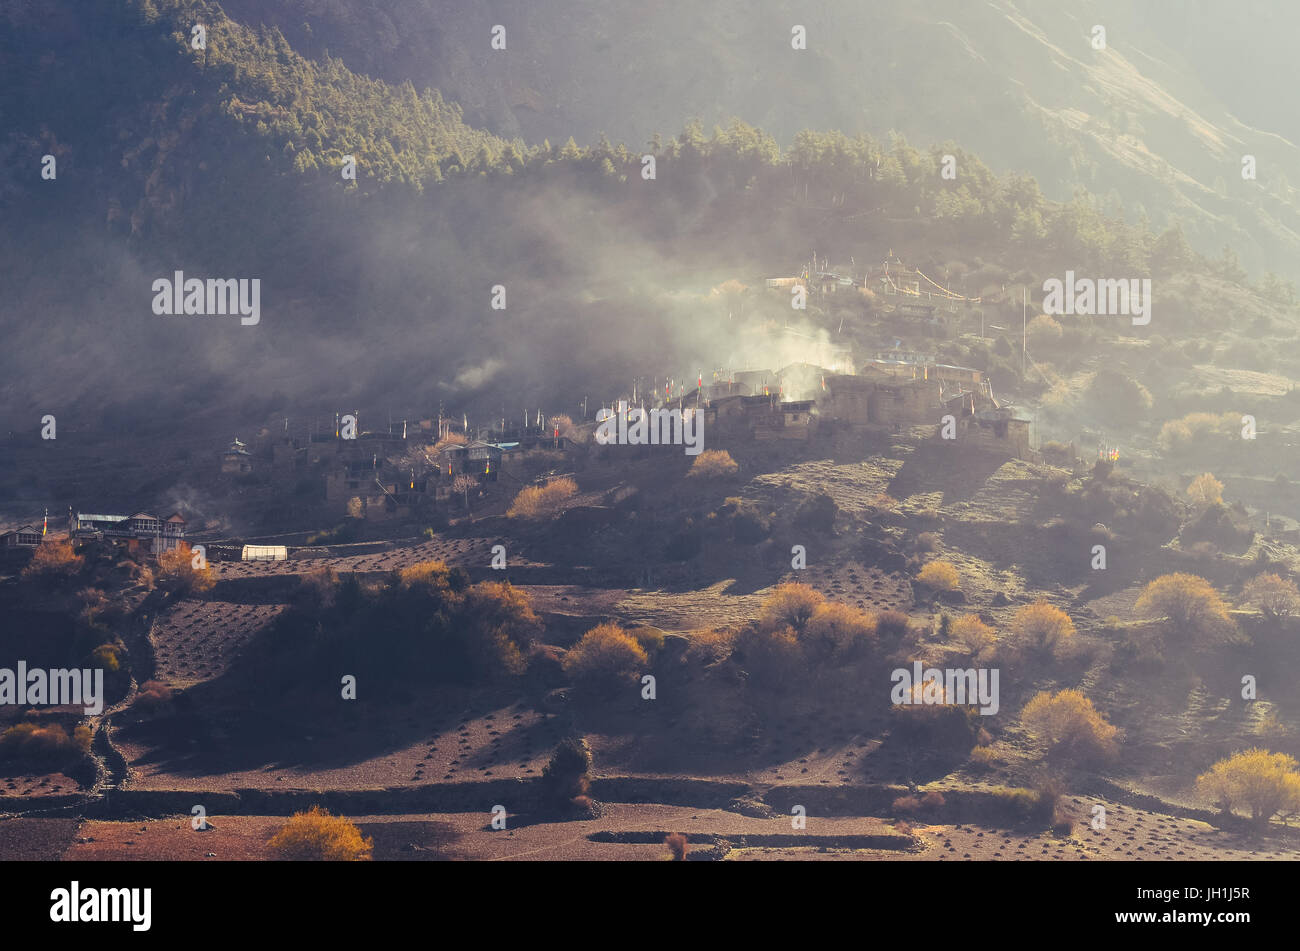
[9,797,1298,861]
[151,600,286,687]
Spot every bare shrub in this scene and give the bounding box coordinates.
[915,532,941,553]
[665,832,689,861]
[1243,573,1300,620]
[156,542,215,595]
[563,624,647,691]
[804,602,876,659]
[734,625,803,687]
[1196,749,1300,827]
[136,680,174,708]
[542,737,593,801]
[507,477,578,519]
[1135,572,1234,643]
[1009,601,1075,653]
[268,806,373,861]
[756,583,825,634]
[1157,412,1238,452]
[949,614,995,655]
[892,795,921,815]
[0,722,92,761]
[875,610,912,638]
[684,628,736,665]
[687,450,739,479]
[1187,472,1224,507]
[916,560,961,592]
[1021,689,1119,762]
[461,581,541,676]
[22,539,83,582]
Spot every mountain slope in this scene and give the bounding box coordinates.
[216,0,1300,280]
[0,0,1290,438]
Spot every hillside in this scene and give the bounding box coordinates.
[4,0,1296,436]
[216,0,1300,281]
[9,0,1300,913]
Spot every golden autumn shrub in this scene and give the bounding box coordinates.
[156,543,215,595]
[1195,749,1300,826]
[22,539,83,581]
[507,477,578,519]
[563,623,648,691]
[1135,573,1233,642]
[756,583,825,634]
[1009,601,1075,651]
[916,560,961,592]
[949,614,996,655]
[1021,689,1119,762]
[686,450,739,479]
[269,806,373,860]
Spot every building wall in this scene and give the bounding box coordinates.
[150,536,187,555]
[361,494,403,521]
[952,417,1031,458]
[324,470,365,502]
[705,398,814,442]
[779,410,813,440]
[221,454,251,474]
[824,378,875,427]
[271,442,304,469]
[933,366,983,386]
[869,383,936,425]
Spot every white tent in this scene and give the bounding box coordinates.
[241,545,288,562]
